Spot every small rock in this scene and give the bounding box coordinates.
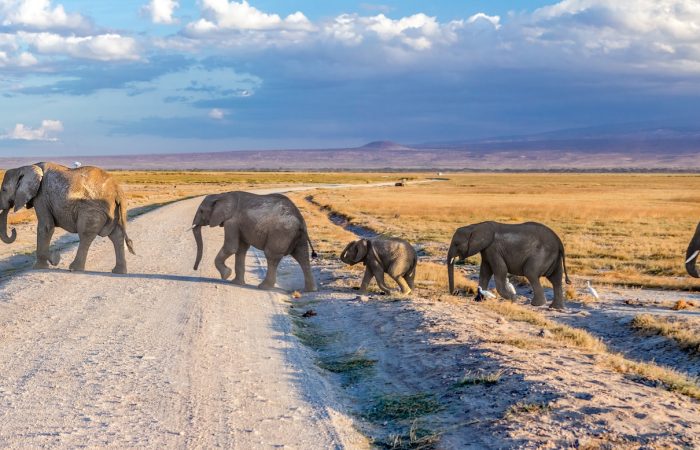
[537,328,552,338]
[291,291,302,299]
[496,317,507,325]
[355,295,369,302]
[302,309,317,318]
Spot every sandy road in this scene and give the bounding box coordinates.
[0,187,369,449]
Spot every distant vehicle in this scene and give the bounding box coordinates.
[73,161,82,168]
[395,182,405,187]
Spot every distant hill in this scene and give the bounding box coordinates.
[2,126,699,170]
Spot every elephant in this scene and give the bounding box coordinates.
[447,221,571,309]
[192,191,317,291]
[686,222,700,277]
[0,162,134,273]
[340,237,417,295]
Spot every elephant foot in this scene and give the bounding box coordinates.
[530,297,547,307]
[402,288,412,296]
[304,284,318,293]
[218,267,232,280]
[49,252,61,266]
[33,261,50,270]
[231,277,246,286]
[69,261,85,272]
[549,301,565,311]
[258,281,275,290]
[112,265,127,275]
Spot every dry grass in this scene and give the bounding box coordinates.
[631,314,700,354]
[310,174,700,290]
[671,299,696,310]
[482,299,700,400]
[454,369,504,387]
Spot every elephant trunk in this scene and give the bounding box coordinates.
[193,224,203,270]
[686,222,700,278]
[0,208,16,244]
[447,247,456,294]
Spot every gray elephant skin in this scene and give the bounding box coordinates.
[192,191,317,291]
[0,162,134,273]
[447,221,571,309]
[340,238,417,295]
[686,222,700,277]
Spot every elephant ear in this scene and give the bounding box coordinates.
[353,239,369,264]
[465,223,495,257]
[14,165,43,212]
[209,197,229,227]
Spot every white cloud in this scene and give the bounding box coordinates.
[208,108,225,119]
[143,0,179,25]
[185,0,312,34]
[20,31,139,61]
[0,0,87,30]
[467,13,500,30]
[1,119,63,141]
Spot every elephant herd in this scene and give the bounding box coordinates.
[1,162,699,310]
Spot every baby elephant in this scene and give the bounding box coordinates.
[340,238,417,295]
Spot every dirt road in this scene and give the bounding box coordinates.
[0,189,367,449]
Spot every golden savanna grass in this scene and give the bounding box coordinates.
[482,299,700,400]
[631,314,700,354]
[309,174,700,290]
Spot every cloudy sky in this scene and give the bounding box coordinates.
[0,0,699,155]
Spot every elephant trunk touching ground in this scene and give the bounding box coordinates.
[193,224,204,270]
[0,208,16,244]
[686,222,700,278]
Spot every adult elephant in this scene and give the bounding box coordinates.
[192,191,317,291]
[685,222,700,277]
[447,221,570,309]
[0,162,134,273]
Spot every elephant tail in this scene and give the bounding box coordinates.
[561,246,571,285]
[116,196,135,255]
[307,235,318,259]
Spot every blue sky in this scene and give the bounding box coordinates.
[0,0,699,155]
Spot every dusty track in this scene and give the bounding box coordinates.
[0,189,368,449]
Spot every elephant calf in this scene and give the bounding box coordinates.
[447,221,571,309]
[341,238,417,295]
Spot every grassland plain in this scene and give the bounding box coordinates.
[303,173,700,290]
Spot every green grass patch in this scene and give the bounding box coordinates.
[366,393,442,422]
[454,369,504,388]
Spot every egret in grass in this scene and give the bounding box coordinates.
[586,280,600,301]
[505,279,517,297]
[475,286,496,301]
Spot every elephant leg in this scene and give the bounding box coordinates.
[34,221,56,269]
[291,241,317,292]
[109,227,127,274]
[358,266,373,293]
[215,223,239,280]
[527,275,547,307]
[547,268,565,310]
[259,255,281,290]
[232,241,249,286]
[478,261,493,290]
[494,275,514,301]
[394,276,412,295]
[69,232,97,272]
[371,266,392,294]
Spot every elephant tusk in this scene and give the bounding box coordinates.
[449,256,457,265]
[686,250,700,264]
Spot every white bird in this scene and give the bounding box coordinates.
[72,161,82,168]
[586,280,600,301]
[476,286,496,301]
[505,279,517,297]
